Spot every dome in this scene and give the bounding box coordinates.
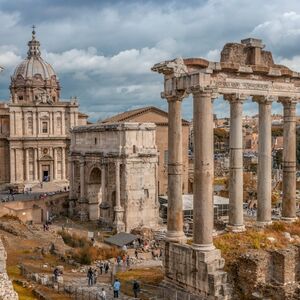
[12,27,57,81]
[13,56,56,80]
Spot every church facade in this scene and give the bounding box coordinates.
[0,29,87,190]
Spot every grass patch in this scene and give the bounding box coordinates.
[117,267,164,284]
[13,282,37,300]
[70,245,122,265]
[58,230,92,248]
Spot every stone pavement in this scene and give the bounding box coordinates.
[62,274,136,300]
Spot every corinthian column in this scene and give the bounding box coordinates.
[280,98,297,221]
[225,94,246,232]
[101,163,106,203]
[254,96,273,225]
[192,88,216,251]
[114,161,125,232]
[165,93,186,243]
[79,157,85,202]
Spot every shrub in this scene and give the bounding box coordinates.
[58,230,92,248]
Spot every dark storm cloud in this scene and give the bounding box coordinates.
[0,0,300,120]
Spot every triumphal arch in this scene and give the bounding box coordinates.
[152,38,299,299]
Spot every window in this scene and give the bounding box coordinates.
[164,150,168,165]
[42,121,48,133]
[94,137,97,145]
[18,95,23,101]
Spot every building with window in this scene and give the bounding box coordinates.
[0,29,87,190]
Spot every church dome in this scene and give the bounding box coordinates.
[13,56,56,80]
[10,27,60,104]
[12,27,57,81]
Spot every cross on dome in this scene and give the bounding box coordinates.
[27,25,41,58]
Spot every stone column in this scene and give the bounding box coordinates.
[53,148,57,180]
[79,157,85,202]
[34,148,38,181]
[165,93,186,243]
[255,96,273,225]
[10,148,15,183]
[225,94,246,232]
[280,98,297,221]
[25,148,30,182]
[61,147,66,180]
[114,160,125,232]
[192,88,216,251]
[101,163,106,203]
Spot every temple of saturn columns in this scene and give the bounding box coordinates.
[152,38,299,299]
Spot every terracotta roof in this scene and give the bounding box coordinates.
[101,106,190,125]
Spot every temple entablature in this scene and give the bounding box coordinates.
[152,38,300,101]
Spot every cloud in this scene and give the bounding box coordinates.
[1,0,300,120]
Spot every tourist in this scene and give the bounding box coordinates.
[93,268,98,284]
[53,267,59,282]
[87,267,93,286]
[117,256,121,266]
[104,262,109,273]
[126,255,130,267]
[97,287,106,300]
[99,261,104,275]
[132,280,140,298]
[135,249,138,259]
[113,279,121,298]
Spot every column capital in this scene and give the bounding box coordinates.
[162,90,187,102]
[224,93,248,103]
[252,95,275,104]
[278,96,297,108]
[188,86,218,98]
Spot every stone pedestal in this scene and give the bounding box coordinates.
[163,242,231,300]
[113,206,125,232]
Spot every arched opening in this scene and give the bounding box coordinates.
[87,167,102,220]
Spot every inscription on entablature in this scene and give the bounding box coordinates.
[217,81,270,91]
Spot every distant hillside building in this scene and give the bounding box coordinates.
[0,29,87,190]
[101,106,190,195]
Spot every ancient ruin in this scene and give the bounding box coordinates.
[152,38,300,299]
[0,240,18,300]
[69,122,159,232]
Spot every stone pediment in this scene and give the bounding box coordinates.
[40,155,53,161]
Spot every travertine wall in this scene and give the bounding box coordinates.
[233,246,300,299]
[0,240,18,300]
[163,242,230,300]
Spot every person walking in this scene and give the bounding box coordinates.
[99,261,104,275]
[97,287,106,300]
[105,262,109,274]
[135,249,138,259]
[93,268,97,284]
[113,279,121,298]
[87,267,93,286]
[53,267,59,282]
[133,280,140,298]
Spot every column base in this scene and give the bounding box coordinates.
[226,224,246,233]
[281,217,298,223]
[192,242,215,252]
[256,220,272,228]
[165,230,186,243]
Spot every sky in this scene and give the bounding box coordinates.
[0,0,300,121]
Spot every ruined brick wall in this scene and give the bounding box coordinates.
[233,245,300,300]
[163,242,230,300]
[0,239,18,300]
